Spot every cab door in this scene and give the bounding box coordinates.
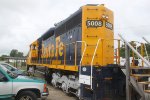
[0,71,13,98]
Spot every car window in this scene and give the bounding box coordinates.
[1,64,16,71]
[0,65,8,72]
[0,65,18,79]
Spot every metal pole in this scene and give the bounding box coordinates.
[91,38,101,89]
[7,59,10,64]
[143,37,150,44]
[118,40,121,65]
[119,34,150,67]
[141,43,144,67]
[75,43,77,66]
[125,45,131,100]
[64,45,66,66]
[16,59,17,68]
[116,49,118,64]
[144,43,149,61]
[131,42,135,66]
[77,41,87,75]
[14,59,15,67]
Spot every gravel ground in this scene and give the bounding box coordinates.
[34,70,77,100]
[47,85,77,100]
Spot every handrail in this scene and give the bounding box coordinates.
[77,41,87,75]
[119,34,150,67]
[114,48,118,64]
[143,37,150,61]
[143,37,150,44]
[118,40,121,65]
[101,39,121,65]
[130,41,145,66]
[90,38,101,90]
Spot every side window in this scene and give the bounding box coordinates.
[32,45,36,50]
[0,71,5,82]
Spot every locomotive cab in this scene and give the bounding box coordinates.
[27,41,38,64]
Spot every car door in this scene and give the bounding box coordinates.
[0,70,13,98]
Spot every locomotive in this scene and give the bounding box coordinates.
[27,4,137,100]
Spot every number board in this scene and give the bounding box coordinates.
[86,20,103,28]
[86,20,113,30]
[105,21,113,30]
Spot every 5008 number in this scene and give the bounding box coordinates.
[86,20,102,28]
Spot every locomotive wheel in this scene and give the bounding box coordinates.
[76,88,81,97]
[51,79,58,88]
[61,82,68,93]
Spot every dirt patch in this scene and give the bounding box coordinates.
[47,85,77,100]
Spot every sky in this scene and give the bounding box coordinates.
[0,0,150,56]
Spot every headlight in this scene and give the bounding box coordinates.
[82,67,87,72]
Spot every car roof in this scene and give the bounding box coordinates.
[0,61,7,63]
[0,63,17,69]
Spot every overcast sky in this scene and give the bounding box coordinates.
[0,0,150,56]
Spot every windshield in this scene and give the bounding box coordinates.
[0,65,18,79]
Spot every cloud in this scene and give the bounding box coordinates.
[0,0,150,56]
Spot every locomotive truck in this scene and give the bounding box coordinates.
[27,4,144,100]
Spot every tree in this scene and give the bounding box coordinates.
[10,49,24,57]
[119,42,150,58]
[10,49,18,57]
[0,55,8,61]
[120,44,125,58]
[17,52,23,57]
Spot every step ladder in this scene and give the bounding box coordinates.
[131,67,150,93]
[119,34,150,100]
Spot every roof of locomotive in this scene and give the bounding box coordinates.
[54,4,103,29]
[54,9,82,29]
[37,4,105,42]
[38,27,55,42]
